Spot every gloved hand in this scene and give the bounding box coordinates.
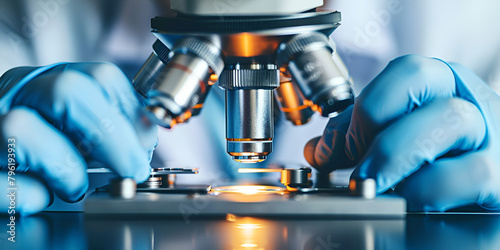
[305,54,500,212]
[0,63,157,215]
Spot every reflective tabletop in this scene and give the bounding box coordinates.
[1,212,500,250]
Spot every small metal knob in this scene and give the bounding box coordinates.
[349,178,376,199]
[280,168,312,191]
[109,178,137,199]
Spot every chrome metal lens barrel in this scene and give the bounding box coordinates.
[277,32,354,117]
[133,40,170,98]
[219,64,279,163]
[226,89,273,163]
[134,38,224,128]
[146,53,211,127]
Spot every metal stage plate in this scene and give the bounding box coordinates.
[85,190,406,217]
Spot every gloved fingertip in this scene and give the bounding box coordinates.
[74,193,86,203]
[134,160,152,183]
[58,181,88,203]
[47,191,55,207]
[62,193,86,204]
[136,170,151,183]
[51,164,89,203]
[304,136,321,167]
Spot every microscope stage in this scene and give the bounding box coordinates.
[85,189,405,217]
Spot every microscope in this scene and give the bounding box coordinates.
[85,0,406,217]
[133,0,354,163]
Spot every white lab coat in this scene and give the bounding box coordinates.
[1,0,500,186]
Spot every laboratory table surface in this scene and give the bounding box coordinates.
[1,212,500,250]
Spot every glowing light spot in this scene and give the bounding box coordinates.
[237,224,262,229]
[212,185,285,195]
[241,243,258,248]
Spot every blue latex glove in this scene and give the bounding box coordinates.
[0,63,157,215]
[305,54,500,212]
